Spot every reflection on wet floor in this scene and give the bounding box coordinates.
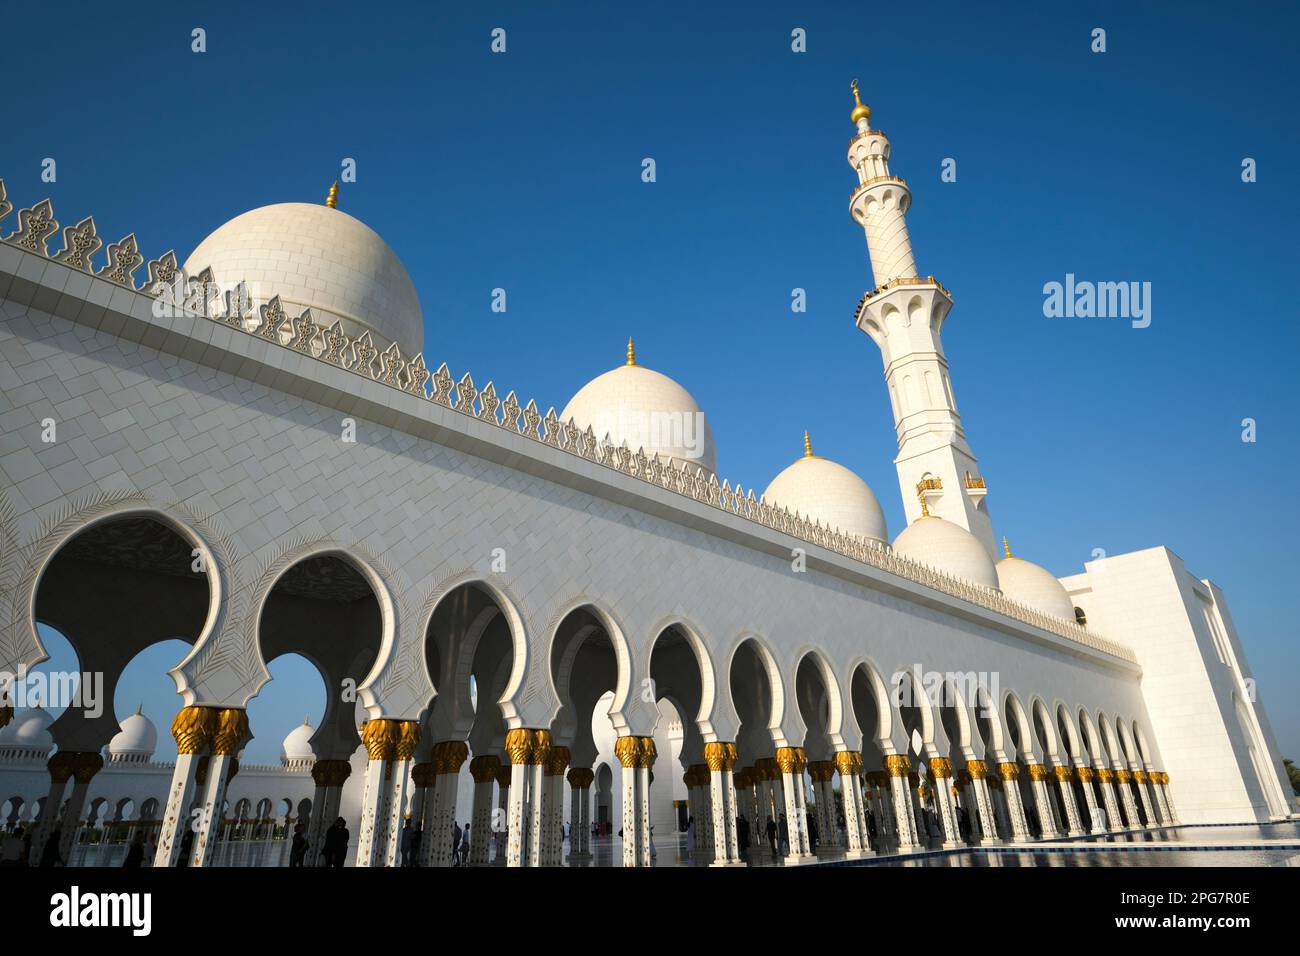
[573,821,1300,868]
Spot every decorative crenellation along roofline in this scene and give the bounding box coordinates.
[0,182,1135,665]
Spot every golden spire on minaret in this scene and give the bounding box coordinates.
[1003,536,1013,559]
[626,337,636,366]
[803,431,814,458]
[849,79,871,125]
[325,180,339,209]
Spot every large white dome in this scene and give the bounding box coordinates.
[184,200,423,357]
[561,342,717,473]
[0,706,54,750]
[892,516,1000,590]
[996,543,1075,620]
[281,719,316,764]
[762,436,888,542]
[107,707,157,759]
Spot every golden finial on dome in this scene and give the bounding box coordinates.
[803,431,814,458]
[325,180,339,209]
[918,494,930,517]
[1003,536,1013,559]
[850,79,871,125]
[626,337,636,366]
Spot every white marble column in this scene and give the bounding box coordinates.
[1115,769,1143,829]
[354,719,398,867]
[305,759,351,866]
[566,766,593,861]
[503,730,535,868]
[542,745,569,866]
[776,747,812,861]
[422,739,468,867]
[1133,769,1158,826]
[705,742,742,865]
[928,757,962,848]
[526,732,551,868]
[151,707,219,867]
[1096,767,1124,831]
[1053,765,1085,836]
[190,709,249,867]
[1075,766,1105,834]
[964,762,999,845]
[1025,764,1062,839]
[636,737,655,867]
[494,763,511,863]
[1158,772,1178,822]
[996,763,1033,843]
[615,736,641,867]
[1150,771,1172,824]
[834,751,867,856]
[381,721,420,866]
[469,755,500,865]
[885,756,921,851]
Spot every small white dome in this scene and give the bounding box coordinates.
[185,201,423,357]
[892,517,999,590]
[561,342,717,473]
[0,707,54,749]
[762,438,888,542]
[281,719,316,763]
[996,547,1075,620]
[107,707,157,757]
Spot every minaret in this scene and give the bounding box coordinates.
[846,81,996,558]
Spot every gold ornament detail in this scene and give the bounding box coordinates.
[884,754,911,777]
[703,741,729,773]
[504,728,533,765]
[532,730,553,768]
[723,741,738,771]
[211,709,250,757]
[849,78,871,125]
[567,767,594,789]
[495,764,512,789]
[361,719,400,762]
[170,706,218,755]
[929,757,953,778]
[1054,765,1073,783]
[1133,770,1148,784]
[834,750,863,777]
[965,760,989,780]
[775,747,799,774]
[1026,763,1050,782]
[636,736,657,769]
[411,762,437,788]
[1076,766,1094,783]
[1115,769,1132,784]
[432,740,470,774]
[394,720,421,761]
[312,759,353,788]
[614,736,642,769]
[469,754,501,783]
[1097,768,1113,783]
[996,762,1020,781]
[546,745,571,776]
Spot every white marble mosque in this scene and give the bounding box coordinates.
[0,84,1293,868]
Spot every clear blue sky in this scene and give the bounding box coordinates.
[7,1,1297,762]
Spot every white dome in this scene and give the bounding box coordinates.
[892,517,1000,590]
[281,719,316,763]
[0,707,54,749]
[996,549,1075,620]
[561,344,717,473]
[762,441,888,543]
[184,201,423,357]
[107,708,157,758]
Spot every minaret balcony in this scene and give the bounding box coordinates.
[916,476,944,509]
[854,276,954,345]
[849,177,912,224]
[964,472,988,508]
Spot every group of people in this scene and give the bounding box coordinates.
[0,824,152,868]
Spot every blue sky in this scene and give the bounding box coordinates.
[6,1,1297,762]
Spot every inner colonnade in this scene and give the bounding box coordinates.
[9,512,1178,868]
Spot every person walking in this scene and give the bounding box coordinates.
[323,817,349,867]
[122,830,146,868]
[399,819,415,867]
[737,814,750,858]
[451,821,463,865]
[290,822,310,867]
[765,816,778,856]
[1,828,26,868]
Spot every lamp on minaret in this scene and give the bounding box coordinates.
[846,83,997,559]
